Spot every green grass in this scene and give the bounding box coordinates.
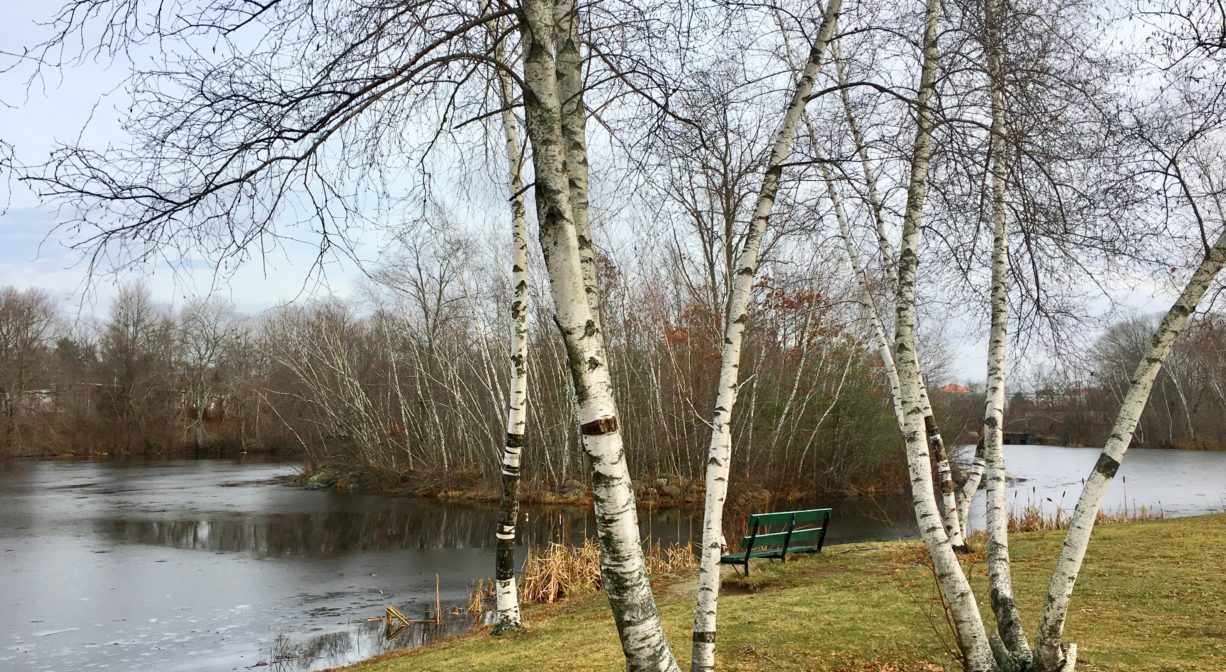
[342,513,1226,671]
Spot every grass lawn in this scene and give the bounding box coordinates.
[341,513,1226,671]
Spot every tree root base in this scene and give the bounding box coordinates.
[491,620,523,636]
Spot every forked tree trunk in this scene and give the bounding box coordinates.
[518,2,679,669]
[689,4,842,670]
[956,439,984,541]
[492,27,530,633]
[893,0,996,666]
[1033,225,1226,672]
[980,0,1031,663]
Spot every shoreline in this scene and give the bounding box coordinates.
[294,464,911,510]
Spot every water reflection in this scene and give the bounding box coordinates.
[93,508,511,557]
[90,496,912,558]
[264,618,471,670]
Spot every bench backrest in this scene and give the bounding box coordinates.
[739,508,832,556]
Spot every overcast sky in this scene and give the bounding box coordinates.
[0,3,368,320]
[0,2,1188,384]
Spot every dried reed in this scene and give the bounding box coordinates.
[469,539,697,616]
[1002,488,1164,533]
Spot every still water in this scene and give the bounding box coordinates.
[1,445,1223,671]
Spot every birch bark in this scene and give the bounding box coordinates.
[518,2,678,669]
[956,439,984,540]
[980,0,1030,661]
[893,0,995,666]
[834,44,897,283]
[820,157,904,431]
[920,381,967,550]
[690,3,842,669]
[553,0,601,327]
[492,27,530,632]
[1033,226,1226,672]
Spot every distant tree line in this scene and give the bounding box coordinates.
[0,257,908,497]
[6,276,1222,484]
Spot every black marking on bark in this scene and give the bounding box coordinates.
[692,631,717,643]
[581,416,618,435]
[496,539,516,580]
[506,432,525,448]
[1093,453,1120,479]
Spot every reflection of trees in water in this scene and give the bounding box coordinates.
[265,617,471,670]
[93,501,704,556]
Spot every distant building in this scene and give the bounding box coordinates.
[938,383,972,394]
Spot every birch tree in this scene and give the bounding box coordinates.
[889,0,995,664]
[977,0,1029,662]
[491,15,530,633]
[829,40,974,547]
[690,4,842,668]
[1031,120,1226,669]
[178,297,240,448]
[517,0,677,667]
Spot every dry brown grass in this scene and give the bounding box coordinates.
[468,539,697,613]
[1003,502,1163,533]
[520,539,697,604]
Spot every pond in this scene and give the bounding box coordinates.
[1,445,1223,671]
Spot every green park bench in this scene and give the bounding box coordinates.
[719,508,832,575]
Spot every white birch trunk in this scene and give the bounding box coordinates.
[980,0,1030,662]
[1033,225,1226,672]
[956,440,984,540]
[690,4,842,669]
[820,157,905,431]
[833,53,962,536]
[834,43,898,283]
[919,381,966,550]
[894,0,996,666]
[518,2,678,668]
[821,132,967,550]
[492,29,529,632]
[553,0,601,328]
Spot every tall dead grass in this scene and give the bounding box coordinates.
[1004,501,1163,533]
[468,539,696,617]
[520,539,697,603]
[1001,487,1164,533]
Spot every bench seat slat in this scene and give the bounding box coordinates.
[738,527,823,549]
[719,544,825,564]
